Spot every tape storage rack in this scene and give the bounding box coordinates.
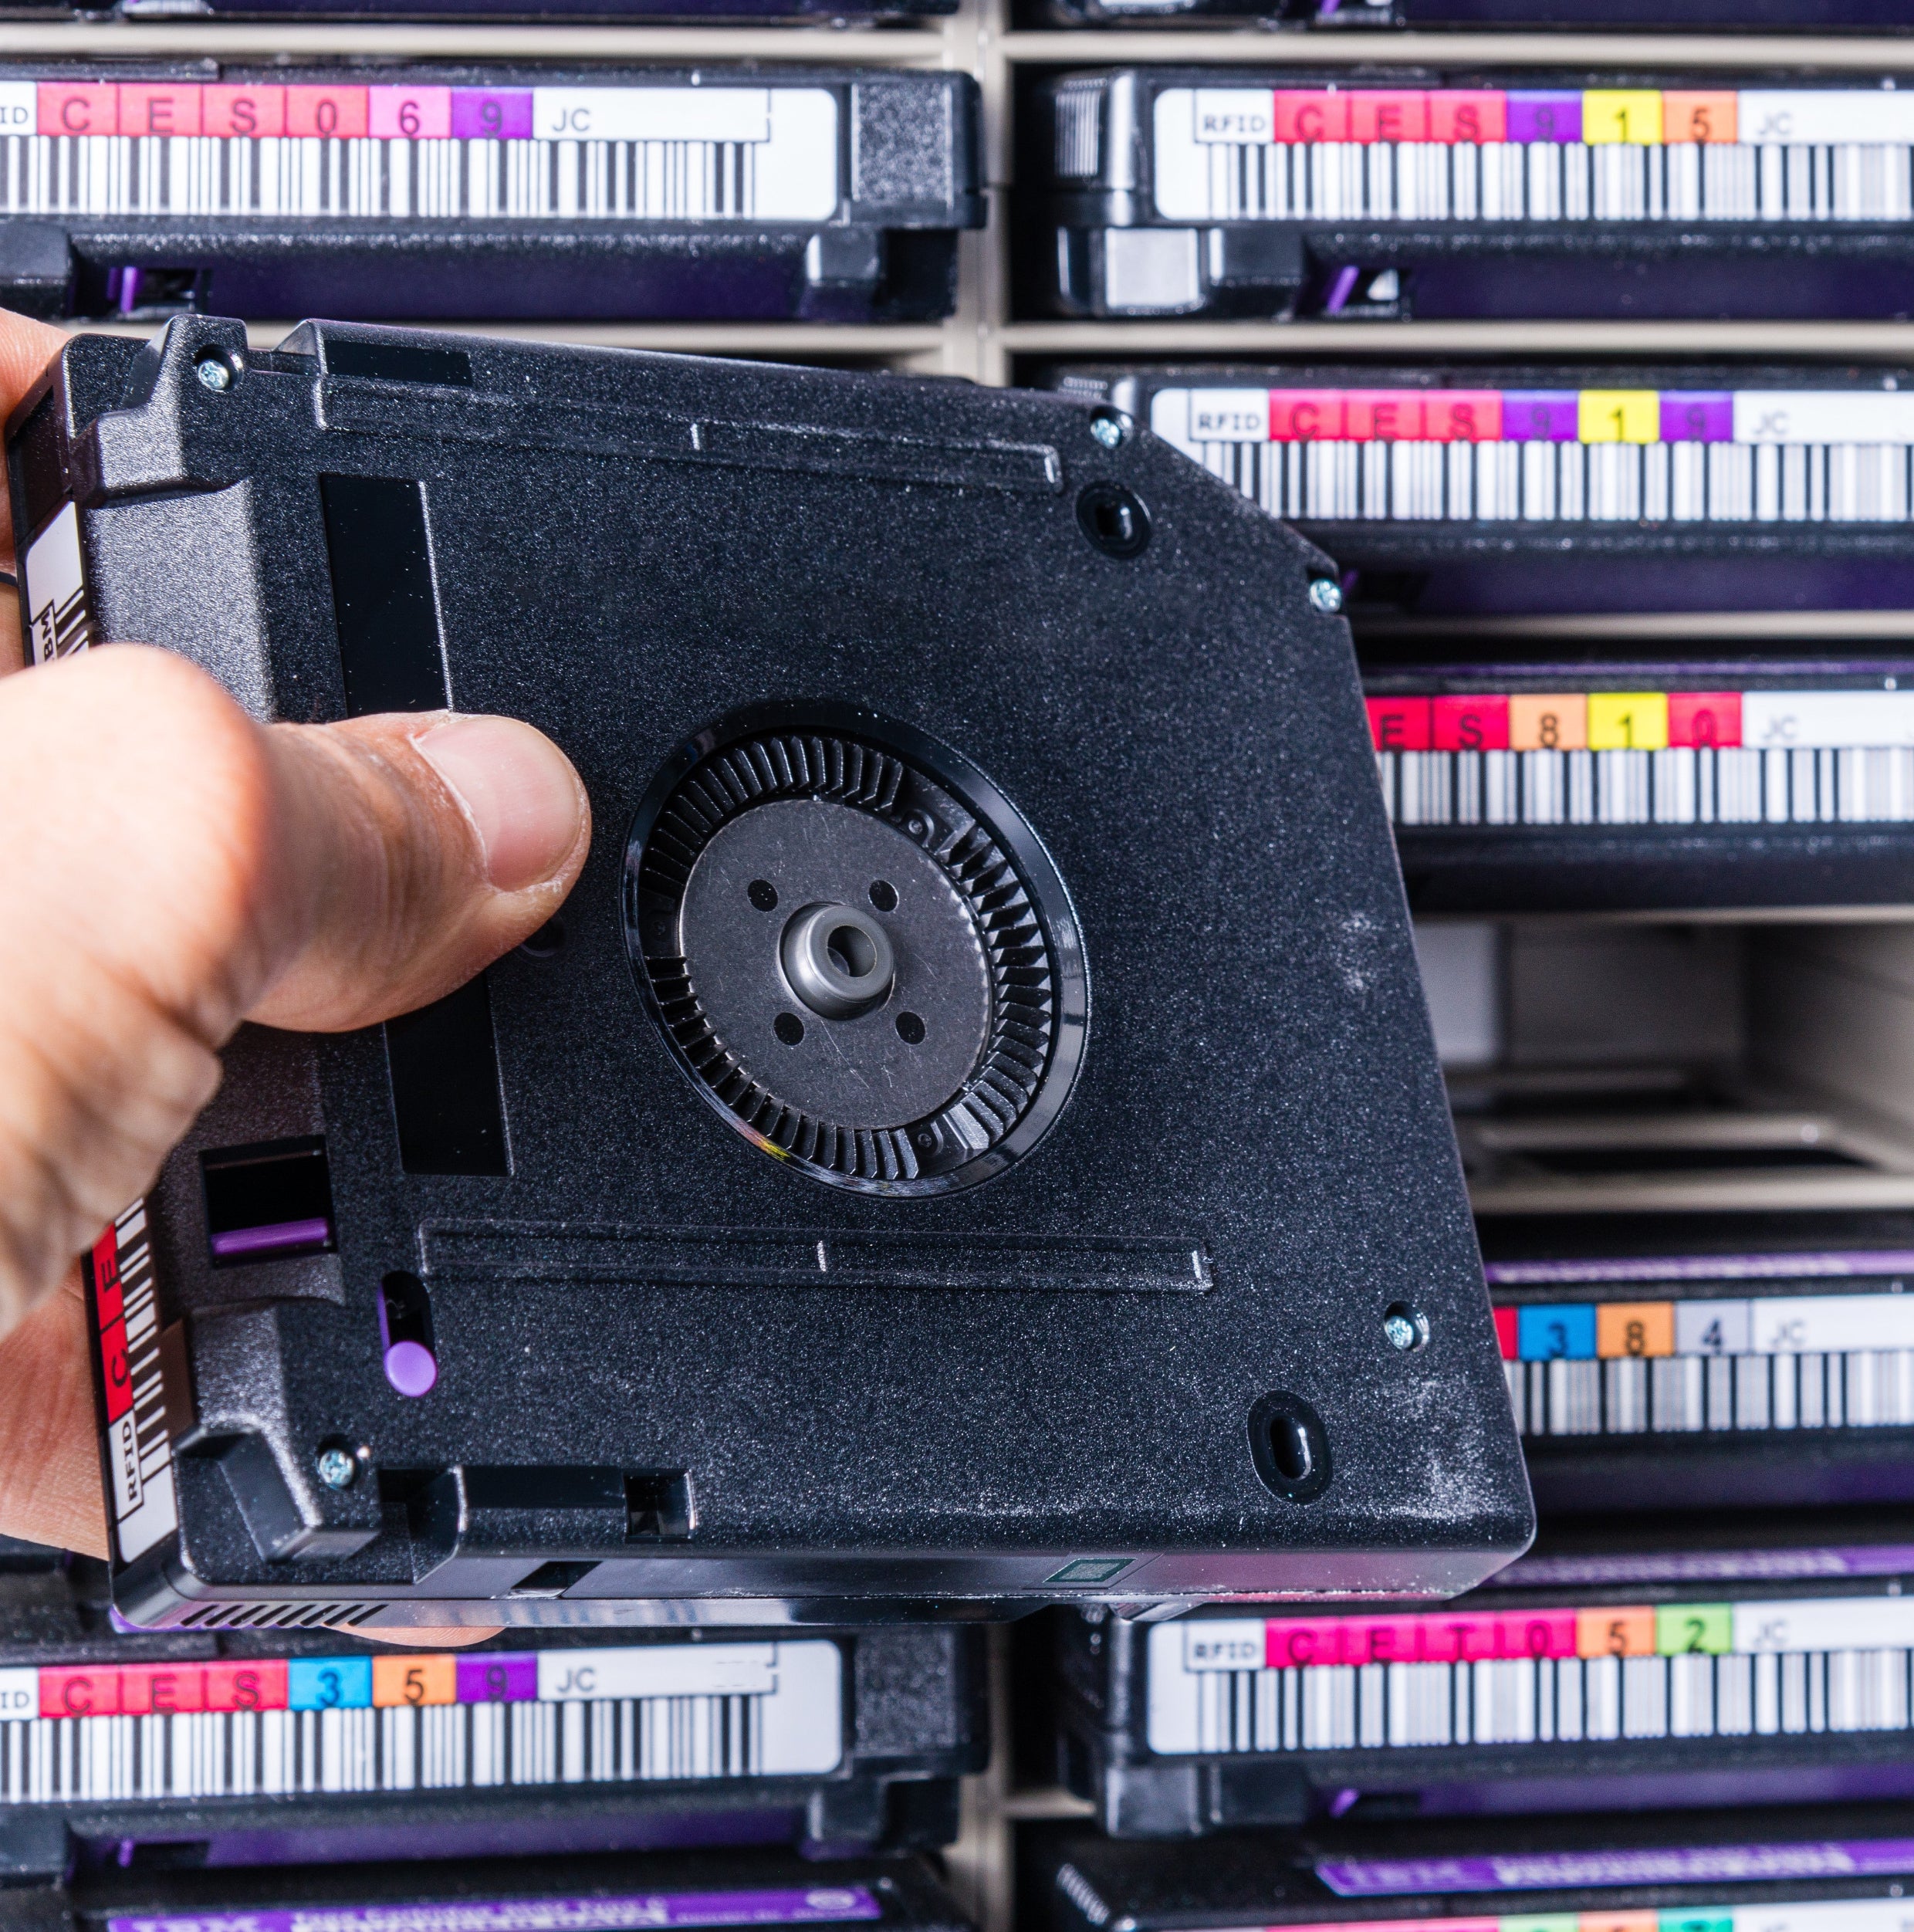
[12,0,1914,1928]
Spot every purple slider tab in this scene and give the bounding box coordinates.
[1508,92,1583,144]
[1661,391,1733,443]
[1501,391,1578,442]
[108,1888,886,1932]
[209,1216,330,1260]
[1319,1839,1914,1896]
[451,89,534,140]
[456,1651,539,1703]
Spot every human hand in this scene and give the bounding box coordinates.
[0,314,590,1645]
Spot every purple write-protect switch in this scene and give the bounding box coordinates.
[456,1652,539,1703]
[1500,391,1579,442]
[451,90,535,140]
[1507,92,1583,144]
[1661,391,1734,442]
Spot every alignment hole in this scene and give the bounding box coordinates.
[896,1012,925,1044]
[774,1013,805,1046]
[749,879,779,912]
[869,880,898,912]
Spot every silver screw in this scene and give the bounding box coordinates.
[1089,412,1125,449]
[1307,577,1344,614]
[194,355,233,393]
[1384,1305,1429,1352]
[316,1446,356,1490]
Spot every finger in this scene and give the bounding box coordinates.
[0,647,589,1328]
[361,1625,507,1649]
[0,311,71,573]
[0,1264,108,1558]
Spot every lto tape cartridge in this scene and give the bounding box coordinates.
[0,67,981,322]
[1040,1511,1914,1836]
[1033,73,1914,321]
[32,1848,969,1932]
[1352,655,1914,915]
[1021,1803,1914,1932]
[0,1551,982,1876]
[1050,364,1914,616]
[5,319,1529,1626]
[1485,1213,1914,1513]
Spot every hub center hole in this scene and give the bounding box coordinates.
[829,924,878,981]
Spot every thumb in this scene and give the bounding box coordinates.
[0,645,590,1328]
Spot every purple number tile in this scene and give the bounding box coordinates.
[1660,391,1734,443]
[451,89,534,140]
[456,1651,539,1703]
[1508,91,1583,144]
[1500,391,1579,442]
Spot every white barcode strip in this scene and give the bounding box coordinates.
[1166,137,1914,225]
[1376,746,1914,827]
[0,134,784,222]
[1507,1348,1914,1436]
[1176,1649,1912,1752]
[1184,437,1912,526]
[0,1693,771,1802]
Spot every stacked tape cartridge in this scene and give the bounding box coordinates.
[1041,1511,1914,1835]
[1050,364,1914,615]
[34,1849,969,1932]
[0,68,982,322]
[1030,73,1914,321]
[1020,1804,1914,1932]
[0,1553,983,1876]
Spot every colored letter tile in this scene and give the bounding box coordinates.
[370,86,451,140]
[1580,391,1660,445]
[1596,1301,1675,1359]
[39,83,118,137]
[1265,1618,1349,1668]
[207,1661,289,1711]
[1655,1602,1733,1656]
[1346,391,1425,442]
[204,86,286,138]
[1426,392,1503,442]
[120,85,201,137]
[1669,692,1742,748]
[1517,1303,1597,1361]
[374,1653,458,1706]
[1588,692,1670,751]
[1662,91,1736,144]
[451,89,534,140]
[1433,695,1510,753]
[1273,90,1351,144]
[41,1667,118,1717]
[1660,393,1733,444]
[1510,692,1588,751]
[1429,90,1507,145]
[1366,696,1432,752]
[286,86,368,140]
[1348,90,1429,144]
[1495,1610,1578,1660]
[1493,1305,1519,1359]
[1268,390,1347,440]
[1577,1605,1657,1658]
[1507,92,1581,144]
[457,1653,539,1703]
[1501,392,1579,442]
[1584,90,1663,145]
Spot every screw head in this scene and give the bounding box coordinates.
[1383,1303,1429,1352]
[316,1446,356,1490]
[1307,577,1344,614]
[1089,410,1126,449]
[194,354,234,393]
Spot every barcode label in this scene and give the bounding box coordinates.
[0,1639,840,1801]
[1154,86,1914,224]
[1283,1902,1914,1932]
[1495,1286,1914,1436]
[89,1204,176,1567]
[23,502,93,665]
[0,83,838,222]
[1149,1599,1914,1754]
[1151,388,1914,526]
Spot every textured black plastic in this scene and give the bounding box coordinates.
[7,317,1529,1628]
[0,64,980,323]
[1029,69,1914,322]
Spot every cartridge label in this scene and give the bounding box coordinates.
[23,501,93,665]
[86,1201,177,1566]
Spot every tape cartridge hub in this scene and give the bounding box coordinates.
[629,721,1084,1195]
